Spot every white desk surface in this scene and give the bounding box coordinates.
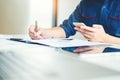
[0,34,120,80]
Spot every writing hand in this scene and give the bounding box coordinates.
[29,25,43,40]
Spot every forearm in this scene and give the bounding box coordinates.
[41,27,66,38]
[105,34,120,44]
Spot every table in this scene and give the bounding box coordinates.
[0,34,120,80]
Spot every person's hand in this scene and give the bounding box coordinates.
[29,25,43,40]
[74,23,108,43]
[74,46,106,54]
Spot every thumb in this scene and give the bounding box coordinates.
[36,31,43,39]
[36,30,42,36]
[92,24,103,29]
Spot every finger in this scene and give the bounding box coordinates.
[92,24,104,29]
[29,30,37,37]
[36,31,42,37]
[73,22,86,27]
[75,27,94,41]
[75,25,95,33]
[74,23,86,30]
[81,26,95,32]
[83,34,92,40]
[29,25,36,33]
[29,30,42,39]
[92,24,104,31]
[74,27,83,32]
[29,31,34,37]
[35,31,43,39]
[29,32,36,40]
[74,47,92,53]
[30,33,43,40]
[74,23,86,32]
[81,31,94,41]
[80,29,94,37]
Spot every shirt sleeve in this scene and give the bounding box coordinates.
[59,1,83,38]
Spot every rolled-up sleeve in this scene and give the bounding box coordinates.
[60,1,83,38]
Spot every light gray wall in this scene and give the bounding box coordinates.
[0,0,54,34]
[0,0,29,34]
[0,0,82,35]
[57,0,81,26]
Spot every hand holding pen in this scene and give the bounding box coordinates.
[29,21,43,40]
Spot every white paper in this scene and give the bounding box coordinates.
[27,38,111,48]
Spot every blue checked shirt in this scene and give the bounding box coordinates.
[60,0,120,38]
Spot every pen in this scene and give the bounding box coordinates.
[35,20,38,32]
[8,38,25,42]
[9,38,23,41]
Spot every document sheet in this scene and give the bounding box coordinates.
[26,38,110,48]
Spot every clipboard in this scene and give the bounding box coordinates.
[8,38,111,48]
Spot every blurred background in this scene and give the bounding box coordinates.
[0,0,80,34]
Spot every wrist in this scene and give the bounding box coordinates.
[41,28,54,38]
[103,33,111,43]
